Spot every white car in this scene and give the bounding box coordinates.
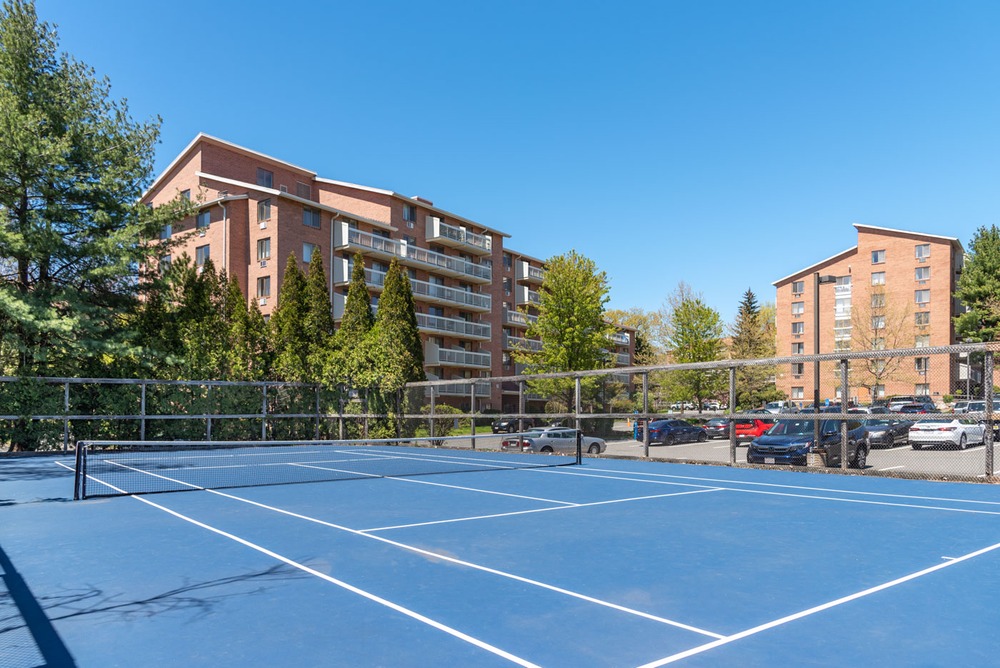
[909,418,985,450]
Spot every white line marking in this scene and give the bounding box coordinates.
[877,466,905,472]
[636,538,1000,666]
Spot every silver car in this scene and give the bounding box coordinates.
[500,427,607,455]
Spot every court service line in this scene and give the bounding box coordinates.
[90,478,543,668]
[361,488,724,532]
[636,538,1000,666]
[87,460,725,640]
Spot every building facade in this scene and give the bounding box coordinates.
[143,134,634,410]
[774,224,964,406]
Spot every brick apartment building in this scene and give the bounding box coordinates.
[142,134,634,410]
[774,224,965,406]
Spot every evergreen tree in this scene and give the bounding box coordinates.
[0,0,191,376]
[373,259,425,390]
[728,289,782,409]
[327,253,376,388]
[302,250,335,372]
[269,254,309,381]
[176,260,227,380]
[955,225,1000,342]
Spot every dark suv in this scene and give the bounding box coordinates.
[490,416,535,434]
[747,418,868,468]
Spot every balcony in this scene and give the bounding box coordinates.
[516,260,544,284]
[335,222,491,283]
[332,259,491,313]
[515,284,540,306]
[424,382,491,398]
[416,313,490,340]
[504,309,538,328]
[609,331,630,345]
[424,343,491,369]
[425,216,492,256]
[615,352,631,366]
[504,335,543,352]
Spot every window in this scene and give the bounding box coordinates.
[180,189,190,200]
[915,244,930,260]
[503,253,512,270]
[791,362,804,376]
[303,242,318,263]
[915,311,930,326]
[833,340,851,352]
[791,387,804,400]
[915,334,930,348]
[915,289,930,305]
[403,204,416,225]
[792,342,805,355]
[871,271,885,286]
[791,301,804,315]
[871,293,885,308]
[502,277,512,295]
[159,254,171,274]
[873,384,885,399]
[915,383,930,396]
[258,199,271,222]
[402,234,416,245]
[915,266,930,281]
[871,315,885,329]
[303,207,321,228]
[915,357,929,373]
[195,244,210,266]
[871,249,886,264]
[256,276,271,298]
[257,238,271,262]
[296,182,311,199]
[256,168,273,188]
[791,322,804,335]
[196,210,211,230]
[428,306,445,318]
[791,280,804,294]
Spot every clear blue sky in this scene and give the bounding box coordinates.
[37,0,1000,323]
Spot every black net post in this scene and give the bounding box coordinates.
[728,367,737,465]
[576,429,582,465]
[73,441,86,500]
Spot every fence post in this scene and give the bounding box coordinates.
[469,382,476,450]
[985,350,995,478]
[315,385,321,440]
[429,386,436,441]
[518,381,526,433]
[642,373,650,458]
[63,381,70,452]
[840,359,849,471]
[261,382,268,441]
[140,381,147,442]
[206,384,212,441]
[575,377,582,433]
[729,367,737,465]
[338,383,345,440]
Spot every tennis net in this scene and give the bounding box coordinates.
[73,435,580,499]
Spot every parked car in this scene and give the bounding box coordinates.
[747,418,868,468]
[645,419,707,445]
[848,406,891,415]
[861,417,913,449]
[703,418,731,439]
[763,401,798,414]
[499,427,606,455]
[887,396,931,412]
[895,402,939,415]
[952,400,971,414]
[703,401,721,411]
[909,418,985,450]
[733,418,775,443]
[965,400,1000,414]
[491,416,536,434]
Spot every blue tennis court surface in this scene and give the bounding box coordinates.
[3,445,1000,666]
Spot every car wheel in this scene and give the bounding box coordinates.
[664,434,675,445]
[697,432,707,442]
[588,443,600,455]
[958,433,967,450]
[851,444,868,469]
[541,446,553,453]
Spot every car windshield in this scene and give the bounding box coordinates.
[865,419,894,427]
[766,420,815,436]
[707,419,728,426]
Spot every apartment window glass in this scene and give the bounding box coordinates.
[503,253,512,270]
[502,277,512,295]
[871,271,885,286]
[915,383,930,396]
[915,244,930,260]
[180,189,190,200]
[258,199,271,221]
[791,301,804,315]
[915,334,930,348]
[871,249,886,264]
[303,207,321,229]
[833,340,852,352]
[195,244,209,266]
[159,254,171,274]
[871,293,885,308]
[257,238,271,261]
[159,224,172,240]
[791,362,804,376]
[256,168,273,188]
[873,384,885,399]
[915,311,930,326]
[429,306,444,318]
[403,204,416,224]
[791,322,804,335]
[915,289,930,305]
[915,266,930,281]
[872,315,885,329]
[791,387,804,400]
[303,242,317,263]
[791,280,804,294]
[196,211,211,230]
[792,342,805,355]
[256,276,271,298]
[915,357,929,373]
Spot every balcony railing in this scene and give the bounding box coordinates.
[615,352,631,366]
[505,335,543,352]
[609,332,630,345]
[424,343,491,369]
[424,382,491,398]
[504,309,538,328]
[516,285,540,306]
[425,217,492,255]
[516,261,545,284]
[416,313,490,340]
[336,223,491,283]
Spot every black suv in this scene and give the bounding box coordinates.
[490,417,535,434]
[748,418,869,468]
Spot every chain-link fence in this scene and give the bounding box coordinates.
[2,343,997,482]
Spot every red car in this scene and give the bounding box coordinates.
[733,418,775,443]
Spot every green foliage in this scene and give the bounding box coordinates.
[657,282,726,409]
[372,259,425,391]
[269,254,310,381]
[327,253,376,388]
[303,251,335,371]
[729,289,782,409]
[955,225,1000,342]
[0,1,192,376]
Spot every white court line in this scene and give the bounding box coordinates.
[86,475,541,668]
[88,459,726,640]
[877,466,905,472]
[636,538,1000,666]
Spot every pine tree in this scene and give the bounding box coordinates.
[303,251,335,372]
[373,259,425,390]
[955,225,1000,342]
[327,253,376,388]
[270,254,309,381]
[729,288,781,409]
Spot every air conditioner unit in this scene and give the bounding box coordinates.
[260,260,268,268]
[259,222,267,229]
[258,297,267,306]
[279,184,288,193]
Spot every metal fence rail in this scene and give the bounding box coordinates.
[2,343,996,482]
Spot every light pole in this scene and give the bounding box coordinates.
[814,273,837,446]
